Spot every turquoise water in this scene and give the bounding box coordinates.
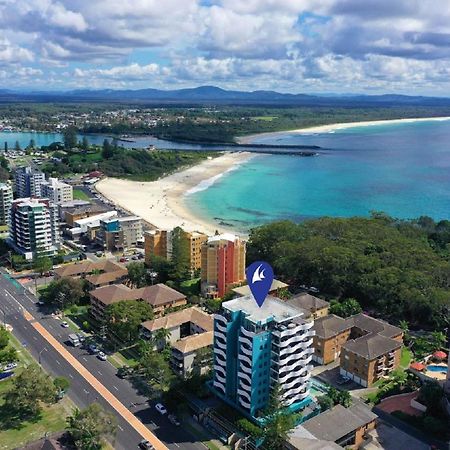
[186,119,450,232]
[427,365,448,373]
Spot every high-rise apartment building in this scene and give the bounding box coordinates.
[145,228,207,272]
[212,296,315,418]
[40,177,73,203]
[0,183,13,226]
[14,166,45,198]
[8,198,61,259]
[201,233,246,298]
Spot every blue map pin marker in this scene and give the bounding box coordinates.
[246,261,274,307]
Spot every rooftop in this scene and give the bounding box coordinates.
[91,283,186,307]
[54,260,127,279]
[344,332,402,359]
[172,331,213,354]
[74,210,117,226]
[207,233,238,243]
[300,403,377,443]
[313,314,352,339]
[287,293,330,312]
[142,307,213,333]
[232,279,288,297]
[222,295,304,325]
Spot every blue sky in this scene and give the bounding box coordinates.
[1,0,449,95]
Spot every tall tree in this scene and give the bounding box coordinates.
[127,262,148,288]
[170,227,191,282]
[29,139,36,149]
[4,364,56,418]
[14,140,21,151]
[63,126,78,149]
[263,385,298,449]
[136,349,173,393]
[0,326,17,366]
[101,139,114,159]
[67,403,117,450]
[41,277,85,308]
[81,136,89,151]
[33,256,53,276]
[105,300,153,343]
[329,298,362,318]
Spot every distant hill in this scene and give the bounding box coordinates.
[0,85,450,106]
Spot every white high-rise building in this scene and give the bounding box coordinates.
[14,166,45,198]
[8,198,61,260]
[212,295,315,418]
[40,177,73,203]
[0,183,13,226]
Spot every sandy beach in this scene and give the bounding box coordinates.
[96,152,254,236]
[237,116,450,144]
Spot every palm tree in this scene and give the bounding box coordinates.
[154,328,172,350]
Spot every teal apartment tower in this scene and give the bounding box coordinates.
[212,295,315,418]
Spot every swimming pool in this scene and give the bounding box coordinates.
[427,365,448,373]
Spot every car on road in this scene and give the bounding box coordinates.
[138,440,155,450]
[97,351,107,361]
[36,301,45,307]
[88,344,100,354]
[155,403,167,415]
[2,362,17,372]
[61,321,69,328]
[168,414,180,426]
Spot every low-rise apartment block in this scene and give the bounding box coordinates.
[141,307,213,377]
[97,216,143,251]
[313,313,403,387]
[294,402,377,449]
[54,260,128,289]
[90,283,186,321]
[286,293,330,319]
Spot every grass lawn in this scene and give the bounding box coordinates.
[0,396,73,450]
[72,188,91,201]
[400,347,412,369]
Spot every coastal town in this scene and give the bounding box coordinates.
[0,127,448,450]
[1,1,450,449]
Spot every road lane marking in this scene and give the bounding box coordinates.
[30,321,167,450]
[113,385,119,391]
[56,360,61,365]
[33,336,37,341]
[97,371,103,376]
[68,374,73,379]
[82,357,87,362]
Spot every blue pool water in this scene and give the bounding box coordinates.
[186,119,450,232]
[427,365,448,373]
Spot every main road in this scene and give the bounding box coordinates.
[0,270,204,450]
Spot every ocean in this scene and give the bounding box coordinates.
[185,119,450,232]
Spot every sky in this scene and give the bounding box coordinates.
[1,0,450,95]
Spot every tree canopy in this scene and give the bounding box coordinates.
[67,403,117,450]
[247,216,450,330]
[41,277,86,308]
[105,300,154,343]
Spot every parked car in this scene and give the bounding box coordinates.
[139,440,155,450]
[117,366,132,379]
[168,414,180,426]
[61,321,69,328]
[2,362,17,372]
[97,351,107,361]
[337,375,351,385]
[155,403,167,415]
[36,301,45,306]
[88,344,99,354]
[76,333,85,343]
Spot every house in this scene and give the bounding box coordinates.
[90,283,186,321]
[20,431,71,449]
[294,402,377,449]
[140,307,214,377]
[313,313,403,387]
[286,293,330,319]
[53,260,128,289]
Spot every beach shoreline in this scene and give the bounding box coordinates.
[95,152,255,236]
[237,116,450,144]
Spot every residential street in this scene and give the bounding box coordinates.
[0,269,205,450]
